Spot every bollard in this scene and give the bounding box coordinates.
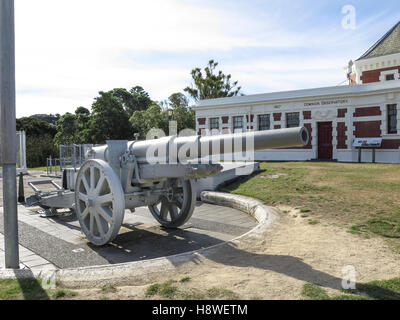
[17,172,25,203]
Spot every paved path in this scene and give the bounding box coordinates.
[0,172,257,270]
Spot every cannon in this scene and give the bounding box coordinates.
[26,127,309,246]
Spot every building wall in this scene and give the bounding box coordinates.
[354,52,400,84]
[361,66,400,84]
[196,90,400,163]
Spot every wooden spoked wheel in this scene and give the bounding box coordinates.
[75,159,125,246]
[148,178,196,228]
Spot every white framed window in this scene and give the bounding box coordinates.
[379,69,399,82]
[258,115,270,131]
[386,74,395,81]
[209,118,219,130]
[286,112,300,128]
[233,116,243,130]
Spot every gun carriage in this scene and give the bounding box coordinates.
[27,127,309,246]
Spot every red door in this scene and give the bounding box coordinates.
[318,122,333,160]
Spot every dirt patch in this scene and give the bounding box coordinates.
[65,206,400,300]
[261,173,288,180]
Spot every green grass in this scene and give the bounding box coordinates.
[53,289,78,299]
[301,283,330,300]
[180,277,191,283]
[101,285,117,292]
[146,283,162,297]
[206,287,239,300]
[0,278,50,300]
[145,280,178,299]
[219,162,400,251]
[366,218,400,238]
[301,278,400,300]
[180,289,206,300]
[145,279,239,300]
[28,166,61,172]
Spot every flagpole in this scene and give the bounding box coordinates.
[0,0,19,269]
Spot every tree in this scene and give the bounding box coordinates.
[129,103,169,138]
[75,107,90,143]
[184,60,242,101]
[54,112,78,145]
[31,113,60,125]
[54,106,91,145]
[16,117,58,167]
[85,91,132,144]
[166,93,195,132]
[112,86,153,116]
[75,106,90,116]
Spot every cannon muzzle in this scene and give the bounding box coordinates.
[195,126,309,155]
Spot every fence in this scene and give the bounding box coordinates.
[59,144,93,171]
[43,144,93,177]
[0,131,27,177]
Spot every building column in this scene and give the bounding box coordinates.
[243,114,247,133]
[332,120,338,160]
[348,106,356,162]
[397,104,400,135]
[310,111,318,159]
[381,104,388,136]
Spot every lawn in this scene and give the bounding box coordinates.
[220,161,400,251]
[301,278,400,300]
[0,278,77,300]
[27,166,60,172]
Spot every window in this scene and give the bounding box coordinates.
[388,104,397,134]
[286,112,300,128]
[386,74,395,81]
[258,115,270,131]
[209,118,219,130]
[233,116,243,129]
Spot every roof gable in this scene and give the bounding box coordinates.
[357,21,400,61]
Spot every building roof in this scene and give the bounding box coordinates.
[357,21,400,61]
[195,81,400,109]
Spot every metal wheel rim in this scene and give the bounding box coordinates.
[148,178,196,227]
[75,159,125,246]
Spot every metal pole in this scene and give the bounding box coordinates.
[0,0,19,269]
[59,144,63,172]
[73,145,76,171]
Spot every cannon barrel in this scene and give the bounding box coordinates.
[194,126,309,154]
[89,127,309,163]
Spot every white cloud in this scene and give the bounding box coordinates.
[13,0,399,117]
[15,0,265,117]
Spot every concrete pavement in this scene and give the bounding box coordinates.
[0,171,257,270]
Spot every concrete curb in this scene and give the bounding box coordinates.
[0,192,279,288]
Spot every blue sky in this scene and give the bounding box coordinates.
[15,0,400,117]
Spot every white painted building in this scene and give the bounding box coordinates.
[195,82,400,163]
[194,21,400,164]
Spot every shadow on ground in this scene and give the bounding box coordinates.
[87,224,225,264]
[202,242,400,300]
[15,270,50,300]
